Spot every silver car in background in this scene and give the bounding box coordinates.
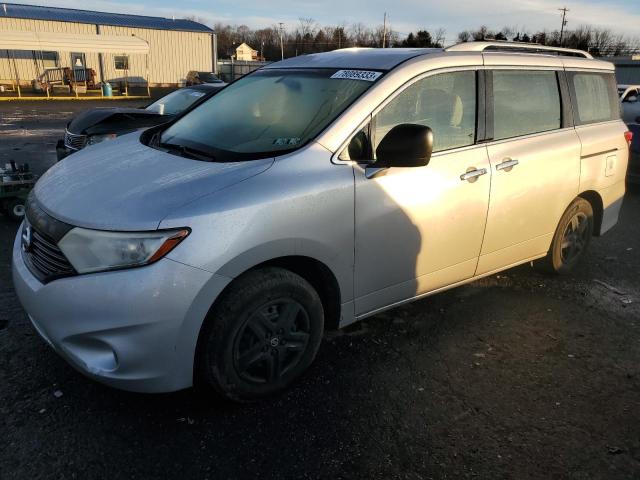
[13,43,630,401]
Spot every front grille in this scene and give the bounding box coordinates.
[64,130,87,151]
[22,221,76,283]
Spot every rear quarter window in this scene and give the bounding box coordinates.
[569,72,620,125]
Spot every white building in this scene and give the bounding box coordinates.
[234,42,258,62]
[0,3,217,87]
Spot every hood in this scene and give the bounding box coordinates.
[67,107,168,136]
[34,132,274,231]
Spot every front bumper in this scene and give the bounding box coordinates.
[12,229,231,393]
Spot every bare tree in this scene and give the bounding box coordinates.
[210,18,640,62]
[471,26,492,41]
[500,26,516,41]
[457,31,471,43]
[298,17,317,37]
[591,28,614,56]
[372,26,386,48]
[236,25,250,42]
[434,28,447,47]
[350,22,371,47]
[458,23,638,57]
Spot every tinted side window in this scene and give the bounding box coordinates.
[373,71,476,154]
[492,70,561,141]
[569,72,620,125]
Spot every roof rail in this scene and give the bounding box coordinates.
[446,41,593,59]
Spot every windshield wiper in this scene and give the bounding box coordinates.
[159,142,216,162]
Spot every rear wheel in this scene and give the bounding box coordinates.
[536,197,593,274]
[196,267,324,402]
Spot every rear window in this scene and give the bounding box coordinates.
[492,70,561,141]
[569,72,620,125]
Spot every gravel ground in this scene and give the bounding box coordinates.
[1,102,639,479]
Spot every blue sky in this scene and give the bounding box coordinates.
[45,0,640,43]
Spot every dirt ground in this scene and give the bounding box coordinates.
[1,101,639,479]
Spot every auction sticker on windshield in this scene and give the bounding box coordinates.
[330,70,382,82]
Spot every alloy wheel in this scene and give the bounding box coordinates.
[560,212,589,263]
[233,298,311,384]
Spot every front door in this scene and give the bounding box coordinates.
[70,53,86,83]
[477,69,581,275]
[352,70,491,316]
[70,52,85,69]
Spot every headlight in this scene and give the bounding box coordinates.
[58,228,189,274]
[87,133,117,145]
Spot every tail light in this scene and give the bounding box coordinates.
[624,130,633,147]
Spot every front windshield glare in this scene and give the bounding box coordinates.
[146,88,208,115]
[159,69,377,159]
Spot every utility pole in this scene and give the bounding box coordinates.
[558,7,569,45]
[279,22,284,60]
[382,12,387,48]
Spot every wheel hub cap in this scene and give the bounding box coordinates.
[561,212,588,263]
[233,298,311,384]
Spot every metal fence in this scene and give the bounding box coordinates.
[217,60,271,82]
[611,59,640,85]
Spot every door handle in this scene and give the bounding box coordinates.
[496,159,519,171]
[460,168,487,182]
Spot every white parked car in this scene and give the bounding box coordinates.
[619,84,640,124]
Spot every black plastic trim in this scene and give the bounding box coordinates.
[476,70,488,143]
[23,193,77,284]
[558,70,575,128]
[25,193,74,243]
[483,70,495,142]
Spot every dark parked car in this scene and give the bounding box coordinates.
[185,71,224,86]
[56,83,225,160]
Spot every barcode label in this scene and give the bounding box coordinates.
[330,70,382,82]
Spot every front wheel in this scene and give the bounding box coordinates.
[536,197,594,274]
[196,267,324,402]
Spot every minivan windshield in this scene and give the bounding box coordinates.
[159,68,379,161]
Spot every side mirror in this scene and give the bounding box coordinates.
[375,124,433,168]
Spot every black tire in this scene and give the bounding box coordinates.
[6,198,26,222]
[196,267,324,402]
[535,197,594,275]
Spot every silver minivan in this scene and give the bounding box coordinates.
[13,42,630,401]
